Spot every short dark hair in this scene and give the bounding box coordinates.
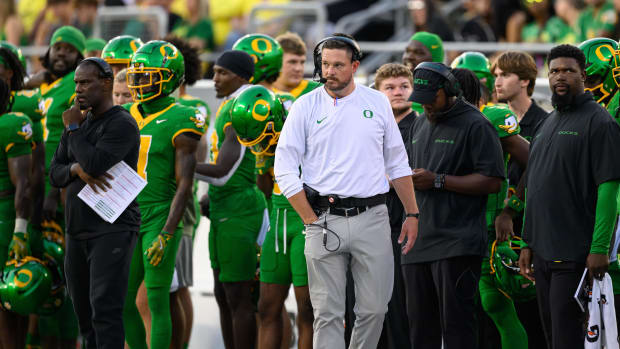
[451,68,481,106]
[164,35,202,86]
[0,79,10,115]
[276,32,307,56]
[78,58,113,80]
[322,33,358,62]
[547,44,586,71]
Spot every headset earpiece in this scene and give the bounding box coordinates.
[313,36,362,83]
[413,62,461,97]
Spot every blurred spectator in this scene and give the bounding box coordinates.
[0,0,25,46]
[408,0,454,41]
[521,0,552,43]
[123,0,183,41]
[31,0,73,46]
[172,0,215,52]
[17,0,46,39]
[208,0,245,48]
[493,0,524,41]
[577,0,616,41]
[86,38,107,58]
[458,0,497,41]
[542,0,579,43]
[72,0,99,38]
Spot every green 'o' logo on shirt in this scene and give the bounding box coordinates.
[363,110,374,118]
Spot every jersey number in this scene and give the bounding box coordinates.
[137,135,152,180]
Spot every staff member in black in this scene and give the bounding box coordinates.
[49,58,140,349]
[403,62,505,349]
[518,45,620,349]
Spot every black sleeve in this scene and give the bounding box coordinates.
[589,112,620,185]
[468,118,505,178]
[68,114,139,178]
[49,131,73,188]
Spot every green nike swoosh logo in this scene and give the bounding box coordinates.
[317,116,328,124]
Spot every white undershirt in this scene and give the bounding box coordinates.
[275,84,412,198]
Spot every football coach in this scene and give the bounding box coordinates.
[274,33,419,349]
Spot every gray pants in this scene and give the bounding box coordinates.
[305,204,394,349]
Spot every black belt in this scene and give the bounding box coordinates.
[314,193,386,217]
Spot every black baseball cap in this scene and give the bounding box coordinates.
[410,68,444,104]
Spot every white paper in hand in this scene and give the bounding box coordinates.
[78,161,146,223]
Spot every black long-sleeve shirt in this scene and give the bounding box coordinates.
[49,105,141,239]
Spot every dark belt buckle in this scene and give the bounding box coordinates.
[343,207,358,217]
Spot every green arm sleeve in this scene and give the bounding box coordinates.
[591,180,620,255]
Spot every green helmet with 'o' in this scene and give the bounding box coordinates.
[579,38,620,104]
[0,41,26,71]
[36,257,66,315]
[231,85,286,156]
[101,35,144,66]
[233,34,283,84]
[451,51,495,95]
[127,40,185,103]
[0,257,52,315]
[490,237,536,302]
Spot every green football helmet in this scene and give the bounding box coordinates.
[41,220,65,268]
[231,85,286,156]
[579,38,620,104]
[233,34,283,84]
[451,51,495,95]
[127,40,185,103]
[36,257,65,315]
[490,237,536,302]
[101,35,144,66]
[0,257,52,315]
[0,41,26,71]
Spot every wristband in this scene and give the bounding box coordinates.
[507,196,525,213]
[14,218,27,233]
[405,213,420,219]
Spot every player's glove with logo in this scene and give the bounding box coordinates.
[8,231,30,261]
[145,232,173,266]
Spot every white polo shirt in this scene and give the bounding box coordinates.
[274,84,412,199]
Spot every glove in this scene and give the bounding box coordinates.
[8,231,30,261]
[145,232,173,267]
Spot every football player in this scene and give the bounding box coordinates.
[272,32,321,99]
[451,51,496,103]
[122,40,204,349]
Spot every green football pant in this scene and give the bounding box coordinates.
[479,260,528,349]
[0,197,15,268]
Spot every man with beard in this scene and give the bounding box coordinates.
[32,25,85,349]
[404,62,505,349]
[49,57,140,349]
[518,44,620,349]
[402,31,444,114]
[275,34,419,348]
[194,50,268,349]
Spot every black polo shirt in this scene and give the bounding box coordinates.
[523,92,620,263]
[386,111,418,232]
[402,98,505,264]
[507,99,549,234]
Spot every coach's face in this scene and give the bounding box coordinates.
[321,48,359,93]
[75,63,111,111]
[548,57,585,98]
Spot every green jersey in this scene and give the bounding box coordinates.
[208,99,258,202]
[481,104,521,233]
[172,18,216,52]
[521,22,544,43]
[577,1,617,41]
[39,72,76,168]
[178,94,211,127]
[273,80,321,99]
[126,97,206,209]
[541,16,578,44]
[0,112,33,192]
[12,89,43,144]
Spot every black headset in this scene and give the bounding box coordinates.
[78,57,114,79]
[313,36,362,83]
[413,62,461,97]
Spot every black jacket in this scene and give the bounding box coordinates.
[50,106,141,239]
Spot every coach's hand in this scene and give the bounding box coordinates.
[62,99,88,128]
[587,253,609,281]
[145,232,174,267]
[411,168,435,190]
[71,163,114,194]
[399,216,419,255]
[518,247,535,282]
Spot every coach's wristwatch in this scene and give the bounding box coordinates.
[433,173,445,190]
[405,213,420,219]
[67,123,80,132]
